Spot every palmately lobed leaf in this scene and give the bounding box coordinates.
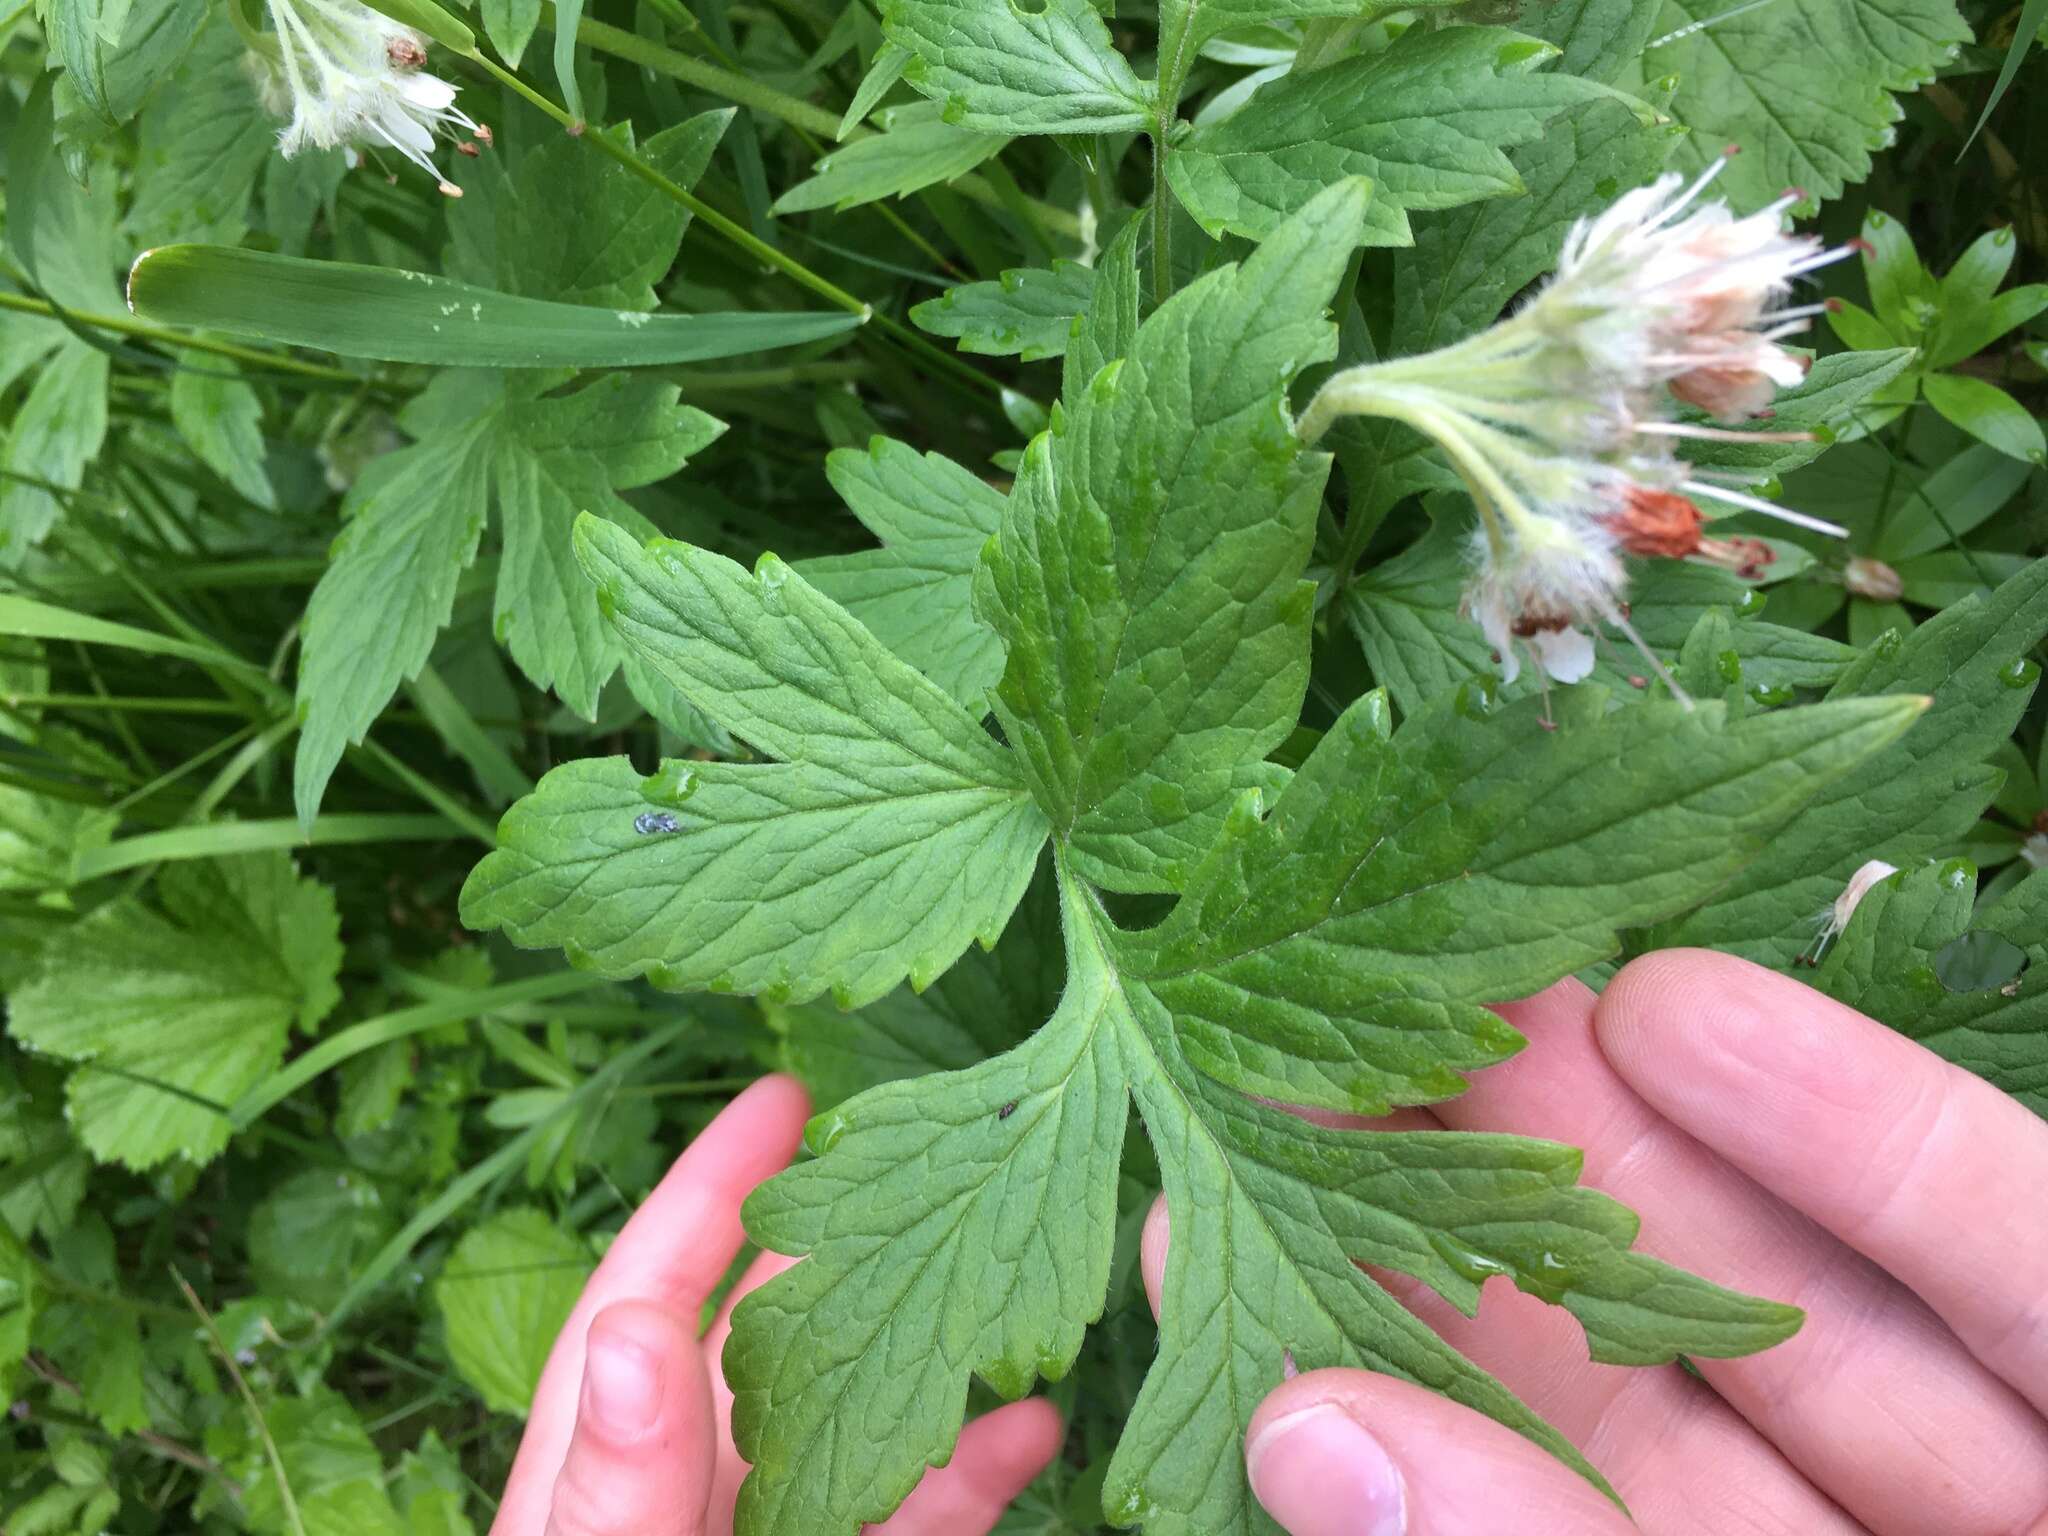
[727,679,1922,1534]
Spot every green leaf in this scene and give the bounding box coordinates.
[1157,0,1448,75]
[1126,686,1927,1115]
[9,76,125,313]
[771,864,1063,1108]
[550,0,584,122]
[1959,0,2045,151]
[796,435,1006,708]
[1921,373,2046,464]
[36,1219,144,1433]
[481,0,542,66]
[500,113,732,310]
[0,784,116,899]
[1167,28,1613,245]
[979,180,1368,892]
[1642,0,1970,211]
[1673,349,1920,481]
[840,39,911,137]
[125,13,270,247]
[42,0,138,124]
[727,874,1129,1533]
[1925,282,2048,370]
[292,370,724,824]
[1651,558,2048,968]
[773,101,1007,213]
[0,1064,90,1242]
[731,685,1911,1533]
[1815,861,2048,1115]
[0,339,110,564]
[5,852,343,1169]
[1527,0,1660,79]
[127,246,865,368]
[0,1226,33,1394]
[910,258,1094,360]
[883,0,1152,133]
[210,1389,406,1536]
[460,517,1050,1007]
[436,1208,592,1415]
[249,1169,393,1312]
[169,356,276,509]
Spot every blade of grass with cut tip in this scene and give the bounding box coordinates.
[127,247,865,367]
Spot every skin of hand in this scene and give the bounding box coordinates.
[1140,948,2048,1536]
[489,1074,1063,1536]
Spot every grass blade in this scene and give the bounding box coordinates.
[127,247,867,367]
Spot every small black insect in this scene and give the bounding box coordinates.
[997,1101,1017,1120]
[633,811,681,835]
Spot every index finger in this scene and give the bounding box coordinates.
[1596,949,2048,1418]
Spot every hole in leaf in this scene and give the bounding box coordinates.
[1932,931,2027,994]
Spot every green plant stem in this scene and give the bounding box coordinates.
[228,970,609,1127]
[465,50,1004,399]
[319,1018,693,1336]
[2,693,251,715]
[561,11,1082,241]
[0,290,364,386]
[76,814,458,879]
[176,1269,308,1536]
[1151,130,1173,304]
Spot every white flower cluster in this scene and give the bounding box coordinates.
[1299,154,1857,699]
[248,0,488,197]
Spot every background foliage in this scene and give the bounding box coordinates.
[0,0,2045,1531]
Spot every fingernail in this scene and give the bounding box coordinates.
[1246,1404,1405,1536]
[585,1333,664,1441]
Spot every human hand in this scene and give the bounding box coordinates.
[1141,950,2048,1536]
[489,1074,1063,1536]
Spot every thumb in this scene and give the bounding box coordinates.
[540,1300,716,1536]
[1244,1369,1631,1536]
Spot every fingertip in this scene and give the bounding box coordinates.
[966,1396,1064,1483]
[1140,1194,1168,1322]
[722,1072,812,1148]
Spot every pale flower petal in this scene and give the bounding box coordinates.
[1528,626,1596,684]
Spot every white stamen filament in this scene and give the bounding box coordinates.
[1681,479,1848,537]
